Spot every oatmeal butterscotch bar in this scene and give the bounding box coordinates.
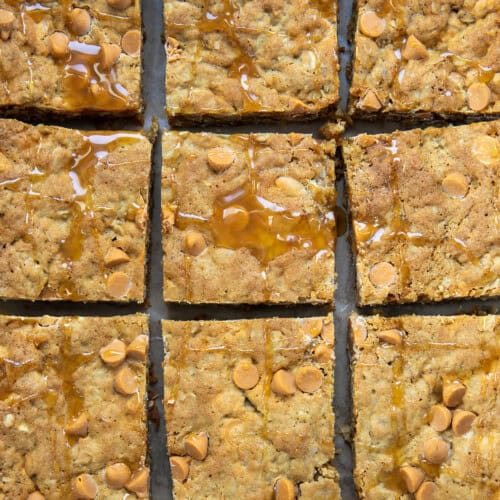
[163,316,339,499]
[0,1,142,116]
[344,120,500,305]
[162,131,336,304]
[165,0,339,124]
[349,0,499,119]
[350,314,499,499]
[0,119,151,302]
[0,314,149,499]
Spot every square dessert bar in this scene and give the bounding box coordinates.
[165,0,339,124]
[344,120,500,305]
[0,119,151,302]
[162,131,336,304]
[349,0,499,119]
[0,314,149,499]
[163,316,339,499]
[350,314,499,499]
[0,1,142,116]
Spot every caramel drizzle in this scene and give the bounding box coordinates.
[174,135,335,301]
[357,330,499,494]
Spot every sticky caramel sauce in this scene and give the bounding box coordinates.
[61,41,132,111]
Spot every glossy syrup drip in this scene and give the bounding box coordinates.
[175,136,335,300]
[62,41,132,111]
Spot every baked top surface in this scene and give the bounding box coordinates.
[350,314,499,500]
[0,0,141,114]
[162,131,336,304]
[344,120,500,305]
[0,119,151,302]
[163,316,339,499]
[164,0,339,121]
[0,314,149,500]
[349,0,499,117]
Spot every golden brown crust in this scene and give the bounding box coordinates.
[162,131,336,304]
[344,120,500,305]
[0,314,149,499]
[0,119,151,302]
[350,313,499,500]
[165,0,339,123]
[0,1,142,116]
[163,316,339,499]
[349,0,499,119]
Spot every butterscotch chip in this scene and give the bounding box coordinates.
[114,366,138,396]
[402,35,428,60]
[271,369,296,396]
[68,8,92,36]
[222,205,250,231]
[183,231,206,256]
[27,492,45,500]
[73,474,98,499]
[416,481,437,500]
[368,262,396,287]
[377,329,403,346]
[359,11,385,38]
[170,456,190,482]
[0,9,14,40]
[313,344,331,363]
[125,468,149,497]
[122,29,141,56]
[423,437,449,464]
[274,477,296,500]
[105,463,131,489]
[275,176,306,197]
[100,339,127,367]
[428,404,451,432]
[400,466,425,493]
[104,248,130,267]
[295,366,323,393]
[452,409,476,435]
[185,432,209,460]
[65,413,89,437]
[232,360,260,390]
[126,334,148,361]
[108,0,133,9]
[442,172,468,198]
[49,32,70,59]
[107,272,131,298]
[442,381,466,408]
[358,90,382,111]
[467,83,491,111]
[309,319,323,337]
[472,136,499,165]
[100,43,121,70]
[207,147,234,171]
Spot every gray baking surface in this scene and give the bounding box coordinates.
[0,0,498,499]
